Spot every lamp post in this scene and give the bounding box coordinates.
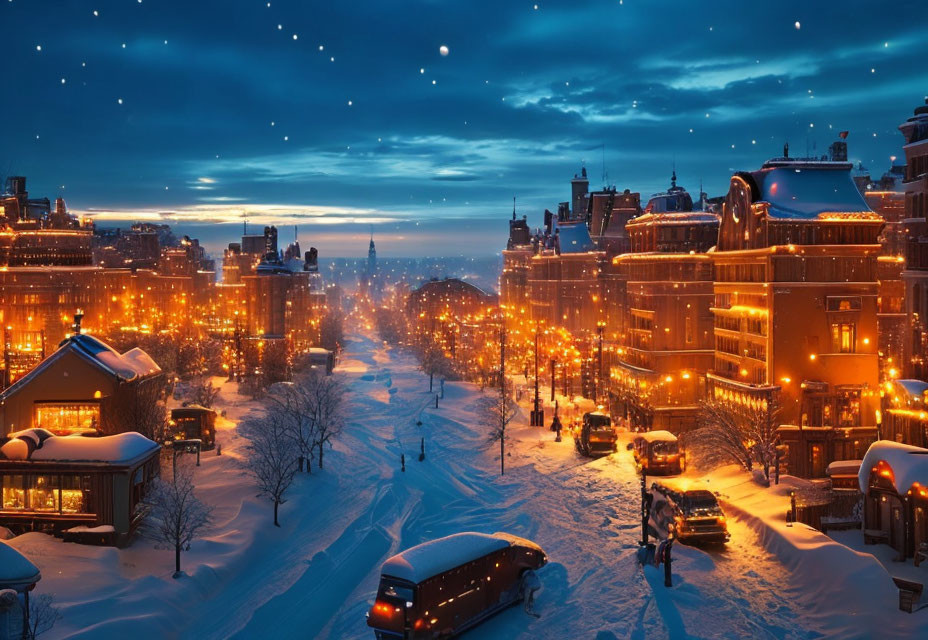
[530,323,544,426]
[596,322,605,404]
[550,358,556,402]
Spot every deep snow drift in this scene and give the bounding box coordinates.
[5,333,923,639]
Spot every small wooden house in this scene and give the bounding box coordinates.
[0,333,162,438]
[0,429,161,546]
[170,405,217,450]
[859,440,928,563]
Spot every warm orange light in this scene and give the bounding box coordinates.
[809,354,816,361]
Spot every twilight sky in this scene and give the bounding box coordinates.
[1,0,925,257]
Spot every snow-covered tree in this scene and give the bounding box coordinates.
[188,376,220,409]
[418,342,453,392]
[485,378,516,475]
[244,410,299,526]
[145,465,212,577]
[745,399,782,483]
[695,399,753,472]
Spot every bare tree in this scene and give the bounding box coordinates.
[188,376,221,409]
[695,399,753,472]
[320,310,345,352]
[303,371,345,471]
[145,464,212,577]
[25,592,61,639]
[419,342,453,392]
[485,378,516,475]
[243,410,299,526]
[105,376,168,441]
[267,383,317,473]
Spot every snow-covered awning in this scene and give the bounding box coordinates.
[0,542,40,591]
[858,440,928,494]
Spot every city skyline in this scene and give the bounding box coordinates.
[3,0,926,256]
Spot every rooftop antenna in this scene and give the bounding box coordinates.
[671,158,677,189]
[294,225,298,242]
[601,143,606,188]
[512,196,516,220]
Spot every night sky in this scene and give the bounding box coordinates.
[2,0,925,257]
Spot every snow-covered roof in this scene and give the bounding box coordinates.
[1,430,159,465]
[749,165,873,220]
[858,440,928,494]
[0,541,40,590]
[0,334,161,401]
[636,430,678,443]
[556,222,595,253]
[826,459,862,476]
[893,379,928,401]
[381,532,527,583]
[308,348,332,356]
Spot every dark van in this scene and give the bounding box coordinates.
[367,532,547,639]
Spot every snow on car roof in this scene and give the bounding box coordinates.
[380,532,517,584]
[826,459,862,476]
[3,431,159,464]
[0,541,40,590]
[858,440,928,494]
[637,430,678,443]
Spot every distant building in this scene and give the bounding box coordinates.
[899,100,928,380]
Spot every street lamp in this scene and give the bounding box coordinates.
[530,322,544,427]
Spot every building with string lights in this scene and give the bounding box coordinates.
[609,173,718,433]
[710,151,883,477]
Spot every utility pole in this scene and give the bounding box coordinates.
[597,323,605,404]
[550,358,556,402]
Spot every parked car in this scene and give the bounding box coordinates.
[648,481,730,545]
[575,412,617,457]
[628,431,685,475]
[367,532,547,639]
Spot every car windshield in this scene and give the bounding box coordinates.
[651,441,678,455]
[587,415,611,429]
[682,493,723,517]
[378,579,414,605]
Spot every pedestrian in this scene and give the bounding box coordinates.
[521,570,541,617]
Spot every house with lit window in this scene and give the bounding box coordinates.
[710,151,883,477]
[0,330,162,438]
[0,428,160,545]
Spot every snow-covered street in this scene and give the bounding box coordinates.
[7,331,915,639]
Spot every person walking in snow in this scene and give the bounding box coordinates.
[521,569,541,617]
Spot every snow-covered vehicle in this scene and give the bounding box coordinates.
[367,532,547,639]
[629,431,685,475]
[575,412,617,457]
[647,482,729,544]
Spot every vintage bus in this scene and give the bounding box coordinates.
[648,482,729,545]
[629,431,685,475]
[367,532,547,639]
[575,412,617,457]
